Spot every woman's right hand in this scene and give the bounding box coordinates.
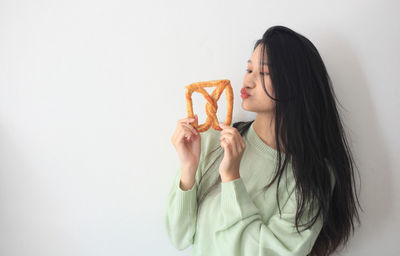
[171,115,201,170]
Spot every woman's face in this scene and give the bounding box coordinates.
[241,44,275,113]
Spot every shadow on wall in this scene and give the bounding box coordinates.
[319,30,393,253]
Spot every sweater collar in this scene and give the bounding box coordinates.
[246,121,285,158]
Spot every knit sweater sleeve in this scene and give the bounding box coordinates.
[164,128,220,250]
[215,176,335,256]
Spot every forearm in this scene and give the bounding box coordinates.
[180,165,198,191]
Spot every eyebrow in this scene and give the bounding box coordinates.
[247,60,269,66]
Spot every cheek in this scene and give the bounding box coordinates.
[258,85,276,105]
[259,94,274,107]
[263,80,275,97]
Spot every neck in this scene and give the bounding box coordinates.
[253,112,281,152]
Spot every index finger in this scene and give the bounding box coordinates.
[179,117,196,123]
[219,123,235,132]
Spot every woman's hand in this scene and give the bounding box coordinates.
[218,123,246,182]
[171,115,201,170]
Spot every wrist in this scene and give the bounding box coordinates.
[221,172,241,183]
[180,167,196,191]
[182,162,198,171]
[179,177,195,191]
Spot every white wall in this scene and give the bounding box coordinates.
[0,0,399,255]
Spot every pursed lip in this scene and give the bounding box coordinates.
[241,88,250,96]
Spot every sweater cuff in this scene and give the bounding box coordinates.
[220,178,259,222]
[174,174,197,216]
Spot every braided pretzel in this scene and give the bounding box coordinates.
[185,79,233,132]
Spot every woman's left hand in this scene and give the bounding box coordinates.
[218,123,246,182]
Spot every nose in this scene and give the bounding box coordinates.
[243,75,256,90]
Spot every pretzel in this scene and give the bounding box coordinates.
[185,79,233,132]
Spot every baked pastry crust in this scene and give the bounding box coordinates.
[185,79,233,132]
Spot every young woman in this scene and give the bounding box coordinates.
[165,25,362,256]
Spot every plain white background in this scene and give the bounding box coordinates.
[0,0,399,255]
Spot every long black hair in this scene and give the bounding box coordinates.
[196,25,363,256]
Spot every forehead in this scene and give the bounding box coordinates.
[248,44,269,66]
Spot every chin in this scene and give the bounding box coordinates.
[241,101,252,111]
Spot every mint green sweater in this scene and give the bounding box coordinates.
[164,122,335,256]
